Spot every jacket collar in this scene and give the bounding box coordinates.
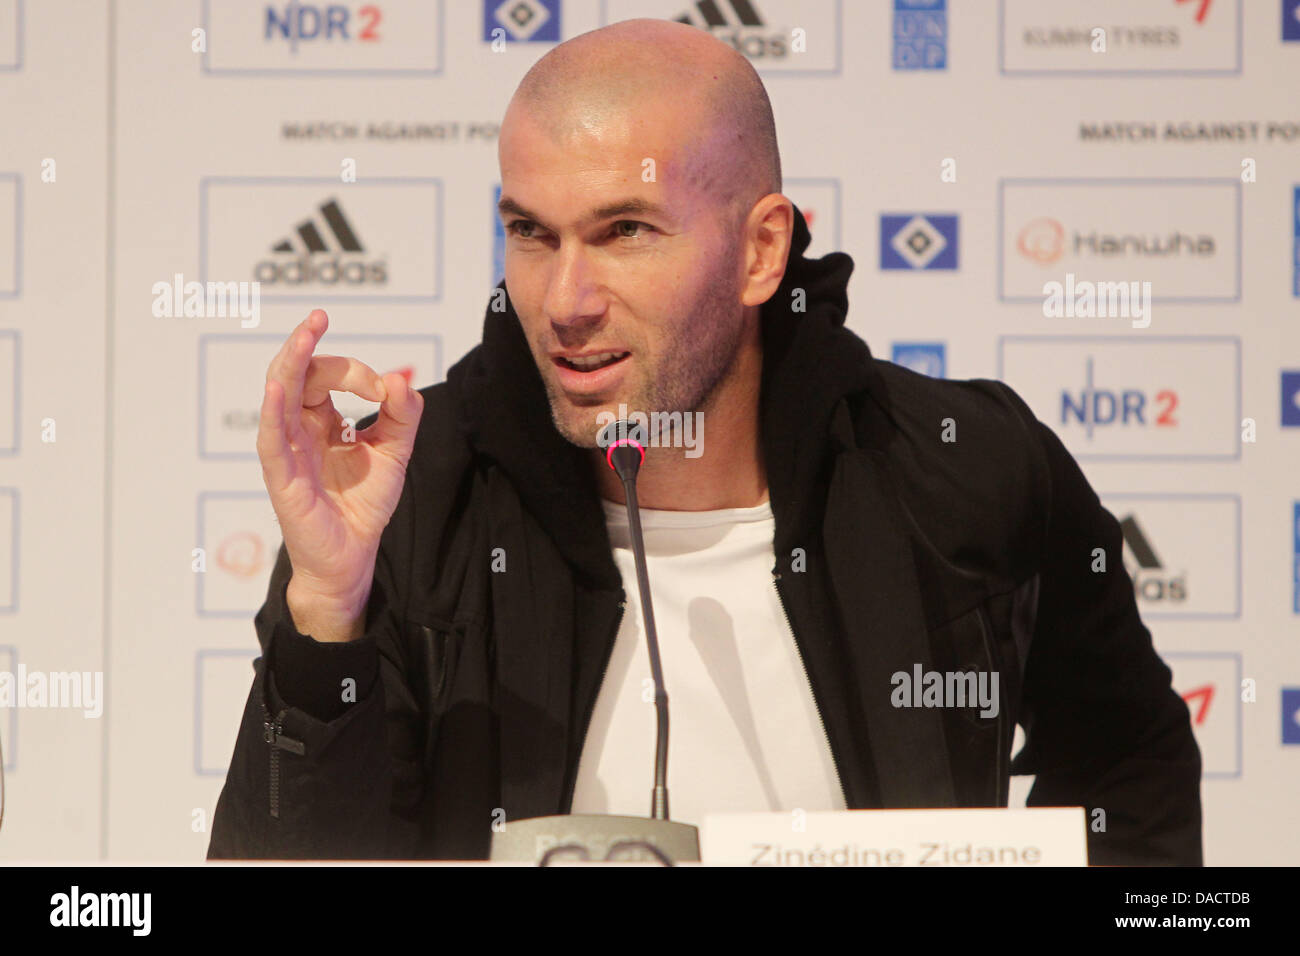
[448,204,879,589]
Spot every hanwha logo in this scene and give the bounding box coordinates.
[217,531,265,578]
[1017,217,1065,264]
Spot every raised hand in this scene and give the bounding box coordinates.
[258,309,424,642]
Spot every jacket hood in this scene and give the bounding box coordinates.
[448,203,878,588]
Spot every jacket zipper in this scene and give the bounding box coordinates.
[564,592,627,810]
[972,606,1008,806]
[773,572,850,809]
[262,704,305,819]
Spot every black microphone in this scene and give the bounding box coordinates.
[598,418,671,821]
[486,418,698,863]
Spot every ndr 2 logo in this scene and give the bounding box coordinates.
[1060,357,1178,435]
[264,4,384,46]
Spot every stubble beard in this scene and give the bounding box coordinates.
[537,249,746,450]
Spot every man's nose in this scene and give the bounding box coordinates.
[543,243,605,328]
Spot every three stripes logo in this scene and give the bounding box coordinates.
[674,0,761,28]
[255,197,388,287]
[1120,514,1161,571]
[1119,514,1187,604]
[672,0,790,59]
[272,198,362,255]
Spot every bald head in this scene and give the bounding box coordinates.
[497,20,796,455]
[506,19,781,223]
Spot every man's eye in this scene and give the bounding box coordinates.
[614,221,652,239]
[507,221,538,238]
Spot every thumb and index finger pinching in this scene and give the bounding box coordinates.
[301,354,388,409]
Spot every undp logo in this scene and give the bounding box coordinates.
[893,0,947,70]
[485,0,561,43]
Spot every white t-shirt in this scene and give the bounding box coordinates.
[570,497,846,826]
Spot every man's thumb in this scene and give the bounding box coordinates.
[366,375,423,449]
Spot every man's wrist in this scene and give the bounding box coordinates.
[285,576,372,643]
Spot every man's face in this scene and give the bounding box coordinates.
[497,102,748,448]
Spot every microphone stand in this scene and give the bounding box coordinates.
[489,419,700,864]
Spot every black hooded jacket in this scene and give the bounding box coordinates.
[208,208,1203,864]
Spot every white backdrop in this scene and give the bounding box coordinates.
[0,0,1296,862]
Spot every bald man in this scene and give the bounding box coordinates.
[210,20,1202,865]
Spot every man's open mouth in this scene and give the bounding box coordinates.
[555,351,630,372]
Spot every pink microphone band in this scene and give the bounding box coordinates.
[605,438,646,471]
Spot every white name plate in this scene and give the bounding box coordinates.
[701,807,1087,867]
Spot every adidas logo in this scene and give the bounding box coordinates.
[272,198,363,254]
[1119,515,1161,570]
[255,198,387,286]
[1119,514,1187,603]
[674,0,763,28]
[673,0,789,59]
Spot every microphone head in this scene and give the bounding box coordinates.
[597,418,647,481]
